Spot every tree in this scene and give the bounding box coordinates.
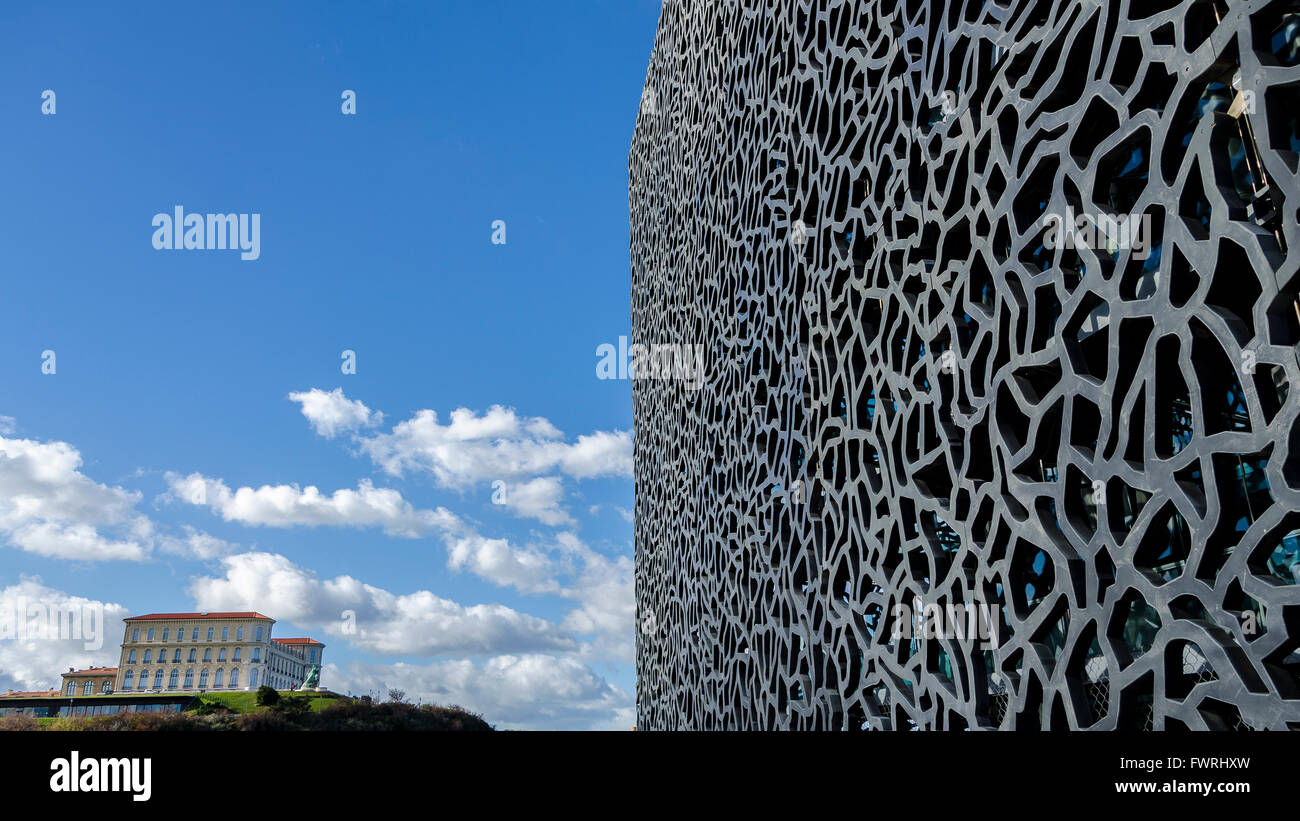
[387,688,407,703]
[278,694,310,716]
[255,685,280,707]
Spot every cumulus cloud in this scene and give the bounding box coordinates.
[288,387,383,439]
[158,526,239,560]
[494,477,572,526]
[9,522,151,562]
[188,552,576,656]
[553,430,635,479]
[310,400,631,487]
[0,433,152,561]
[445,533,560,595]
[595,505,636,524]
[164,473,460,538]
[437,530,633,663]
[0,578,129,691]
[325,655,634,730]
[283,391,632,529]
[553,533,635,663]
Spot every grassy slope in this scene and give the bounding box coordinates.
[195,690,342,713]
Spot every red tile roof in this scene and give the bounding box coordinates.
[126,611,274,621]
[0,689,59,698]
[63,667,118,677]
[273,638,324,646]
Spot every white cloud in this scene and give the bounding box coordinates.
[9,522,150,562]
[494,477,572,526]
[445,533,560,594]
[164,473,459,538]
[437,530,633,664]
[344,403,630,487]
[188,552,576,656]
[553,533,635,663]
[555,430,634,479]
[158,526,239,560]
[0,578,129,692]
[588,503,633,523]
[284,391,632,529]
[0,417,14,435]
[288,387,383,439]
[325,655,634,730]
[0,433,152,561]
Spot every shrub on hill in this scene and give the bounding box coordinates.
[255,685,280,707]
[300,699,492,731]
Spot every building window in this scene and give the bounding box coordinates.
[167,670,179,689]
[249,669,259,689]
[256,625,263,641]
[132,628,139,642]
[218,649,226,662]
[183,670,194,689]
[229,669,240,689]
[101,681,111,694]
[147,628,155,641]
[252,648,260,663]
[191,628,199,641]
[152,670,163,689]
[233,648,241,662]
[188,649,196,662]
[310,650,317,662]
[162,628,169,641]
[236,627,244,640]
[136,670,147,690]
[127,650,136,664]
[172,649,181,663]
[207,626,214,641]
[143,649,152,663]
[203,648,212,662]
[214,669,224,688]
[81,681,92,696]
[124,671,134,689]
[199,669,209,688]
[65,682,75,696]
[222,627,229,641]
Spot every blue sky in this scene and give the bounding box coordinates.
[0,0,661,729]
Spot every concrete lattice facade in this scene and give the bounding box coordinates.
[630,0,1300,729]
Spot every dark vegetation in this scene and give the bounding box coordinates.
[0,690,492,731]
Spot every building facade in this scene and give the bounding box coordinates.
[267,637,324,691]
[630,1,1300,729]
[113,612,324,693]
[60,666,118,697]
[0,692,195,719]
